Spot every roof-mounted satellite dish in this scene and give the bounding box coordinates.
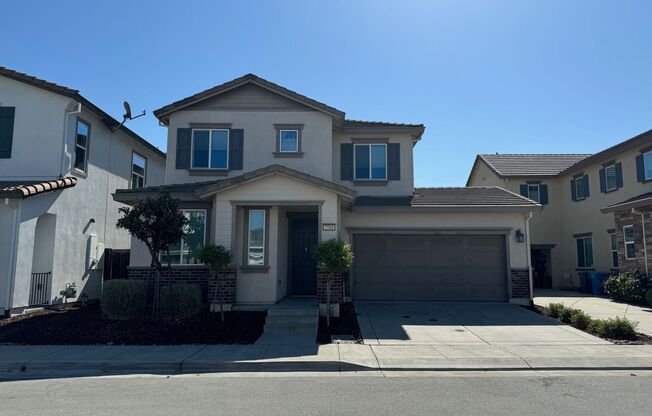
[110,100,146,132]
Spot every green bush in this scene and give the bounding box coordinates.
[547,303,566,319]
[101,279,147,320]
[590,317,638,340]
[558,307,573,323]
[158,284,202,320]
[569,309,591,330]
[314,239,354,273]
[603,270,651,305]
[646,288,652,307]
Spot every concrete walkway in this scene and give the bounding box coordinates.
[2,343,652,378]
[534,289,652,337]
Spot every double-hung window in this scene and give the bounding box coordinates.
[74,119,90,173]
[161,210,207,265]
[644,150,652,181]
[527,184,540,203]
[279,130,299,153]
[354,143,387,180]
[192,129,229,169]
[246,210,266,266]
[604,163,618,191]
[609,232,618,268]
[574,175,588,200]
[131,152,146,189]
[576,235,593,268]
[624,225,636,260]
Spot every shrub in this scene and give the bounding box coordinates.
[590,317,638,340]
[547,303,566,319]
[569,309,591,330]
[603,270,652,305]
[314,239,354,273]
[558,307,573,324]
[158,284,202,320]
[646,288,652,307]
[101,280,147,320]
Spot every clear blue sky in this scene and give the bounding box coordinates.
[2,1,651,186]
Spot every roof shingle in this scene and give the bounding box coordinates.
[478,154,590,177]
[0,177,78,199]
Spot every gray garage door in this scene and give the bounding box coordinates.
[352,234,507,301]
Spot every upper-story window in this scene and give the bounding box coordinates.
[571,174,589,201]
[526,184,540,203]
[279,130,299,153]
[624,225,636,260]
[131,152,146,189]
[74,118,90,173]
[354,143,387,180]
[192,129,229,169]
[604,164,617,191]
[0,107,15,159]
[644,151,652,181]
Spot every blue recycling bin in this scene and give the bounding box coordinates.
[586,272,611,296]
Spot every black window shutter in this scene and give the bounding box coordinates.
[387,143,400,180]
[539,184,549,204]
[229,129,244,170]
[570,179,577,201]
[0,107,16,159]
[519,184,528,198]
[583,174,590,197]
[636,154,645,182]
[176,128,191,169]
[615,162,623,188]
[340,143,353,180]
[599,168,606,193]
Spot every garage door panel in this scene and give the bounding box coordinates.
[352,234,507,301]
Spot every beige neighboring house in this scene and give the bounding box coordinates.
[115,74,540,315]
[0,67,166,316]
[467,129,652,290]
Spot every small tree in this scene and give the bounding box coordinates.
[199,244,233,322]
[314,239,354,327]
[116,191,188,316]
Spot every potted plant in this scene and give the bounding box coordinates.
[199,244,233,322]
[314,239,353,327]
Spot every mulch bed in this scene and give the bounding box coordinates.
[0,304,265,345]
[529,304,652,345]
[317,302,363,344]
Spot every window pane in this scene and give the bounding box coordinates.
[210,130,229,169]
[370,144,386,179]
[610,233,617,251]
[248,210,265,266]
[132,154,146,176]
[624,227,634,241]
[74,148,86,171]
[575,177,585,199]
[576,238,585,268]
[355,145,370,179]
[605,165,617,190]
[161,239,182,265]
[584,238,593,267]
[612,251,619,268]
[644,151,652,180]
[626,243,636,259]
[192,130,209,168]
[528,185,540,202]
[76,121,89,147]
[280,130,298,152]
[183,211,206,264]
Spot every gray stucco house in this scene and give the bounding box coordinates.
[0,67,166,316]
[115,74,540,315]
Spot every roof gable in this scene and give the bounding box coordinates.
[476,154,591,178]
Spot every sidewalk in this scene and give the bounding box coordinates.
[2,342,652,377]
[534,289,652,337]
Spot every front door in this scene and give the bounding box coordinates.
[290,217,318,295]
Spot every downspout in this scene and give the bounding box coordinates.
[59,102,82,178]
[525,211,533,301]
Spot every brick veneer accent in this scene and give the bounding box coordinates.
[613,207,652,273]
[511,268,531,298]
[316,268,344,304]
[207,267,237,304]
[127,266,212,302]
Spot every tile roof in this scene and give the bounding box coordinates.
[477,154,591,177]
[343,119,425,138]
[0,177,77,199]
[602,191,652,213]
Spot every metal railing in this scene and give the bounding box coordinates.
[29,272,51,306]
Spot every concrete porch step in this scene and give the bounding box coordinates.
[256,297,320,345]
[265,315,319,325]
[267,307,319,317]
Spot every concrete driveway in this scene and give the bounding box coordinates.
[355,301,607,346]
[534,289,652,337]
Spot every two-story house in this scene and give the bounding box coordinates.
[115,74,539,314]
[0,67,166,316]
[467,129,652,289]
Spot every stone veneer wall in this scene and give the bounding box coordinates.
[511,268,531,299]
[613,207,652,273]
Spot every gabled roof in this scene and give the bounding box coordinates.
[0,66,165,159]
[0,177,77,199]
[153,73,346,123]
[476,154,590,178]
[342,119,425,139]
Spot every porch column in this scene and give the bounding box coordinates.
[319,196,339,241]
[213,196,234,250]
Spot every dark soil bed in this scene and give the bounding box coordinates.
[317,302,362,344]
[529,304,652,345]
[0,304,265,345]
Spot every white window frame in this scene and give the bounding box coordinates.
[574,176,587,200]
[624,225,636,260]
[191,129,229,170]
[576,236,593,268]
[604,163,617,192]
[644,150,652,181]
[130,151,147,189]
[279,129,299,153]
[74,118,90,173]
[247,209,266,266]
[527,184,541,203]
[353,143,388,181]
[163,209,207,265]
[609,232,618,268]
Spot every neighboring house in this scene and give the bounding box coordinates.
[114,74,540,315]
[0,67,166,316]
[467,129,652,289]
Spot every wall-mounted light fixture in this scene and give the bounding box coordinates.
[515,229,525,243]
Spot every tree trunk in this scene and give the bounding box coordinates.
[218,270,225,322]
[326,271,333,327]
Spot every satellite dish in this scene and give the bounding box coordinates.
[123,101,132,120]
